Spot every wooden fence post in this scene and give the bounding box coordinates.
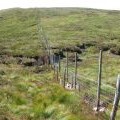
[58,55,61,73]
[96,50,103,111]
[66,51,68,82]
[56,66,59,81]
[110,75,120,120]
[63,67,66,88]
[71,74,74,88]
[74,52,77,89]
[53,55,55,75]
[48,51,51,69]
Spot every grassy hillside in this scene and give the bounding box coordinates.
[0,7,118,86]
[0,8,120,120]
[0,63,106,120]
[0,8,120,56]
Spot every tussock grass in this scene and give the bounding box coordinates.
[0,63,106,119]
[0,8,120,119]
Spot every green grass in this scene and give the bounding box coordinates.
[0,8,120,56]
[0,8,120,120]
[0,63,104,120]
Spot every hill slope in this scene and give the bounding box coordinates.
[0,8,120,120]
[0,8,120,56]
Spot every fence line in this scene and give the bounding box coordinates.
[52,49,119,120]
[36,11,119,119]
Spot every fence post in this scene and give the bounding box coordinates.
[58,55,61,73]
[63,67,66,88]
[56,66,59,81]
[96,50,103,111]
[71,74,74,88]
[48,50,51,69]
[74,52,77,89]
[49,54,52,69]
[53,55,55,75]
[110,75,120,120]
[66,51,68,82]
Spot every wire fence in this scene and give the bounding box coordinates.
[37,22,120,119]
[36,9,120,120]
[52,50,120,120]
